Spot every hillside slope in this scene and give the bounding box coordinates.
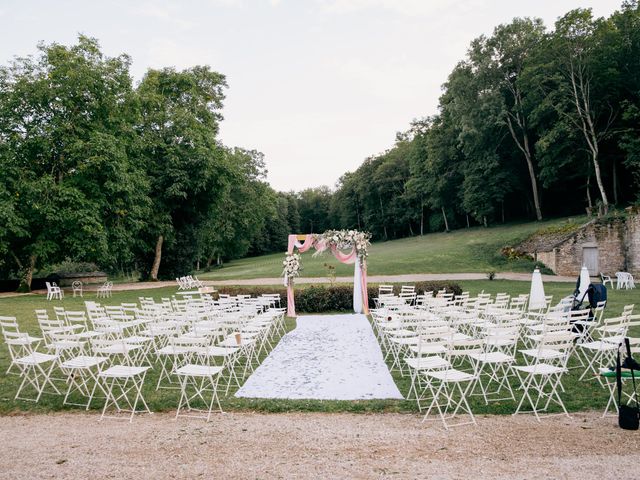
[199,217,586,281]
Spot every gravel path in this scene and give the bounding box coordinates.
[204,272,576,286]
[3,272,575,299]
[1,411,638,479]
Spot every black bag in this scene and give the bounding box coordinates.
[587,283,607,309]
[617,339,640,430]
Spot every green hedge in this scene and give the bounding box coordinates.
[216,281,462,313]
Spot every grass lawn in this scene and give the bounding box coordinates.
[198,216,586,280]
[0,279,637,416]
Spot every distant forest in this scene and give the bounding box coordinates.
[1,3,638,287]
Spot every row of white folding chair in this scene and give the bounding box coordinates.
[150,304,284,419]
[380,286,418,299]
[511,332,575,421]
[96,281,113,298]
[176,275,204,290]
[170,308,284,421]
[373,299,583,425]
[3,298,283,414]
[409,328,575,426]
[385,318,455,374]
[406,333,504,429]
[77,306,278,414]
[377,304,539,382]
[155,308,283,392]
[371,308,433,353]
[3,315,115,405]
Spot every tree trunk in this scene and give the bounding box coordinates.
[586,175,593,215]
[505,99,542,221]
[613,159,618,205]
[24,256,36,289]
[501,200,505,224]
[520,129,542,221]
[379,197,388,240]
[206,256,213,268]
[150,235,163,281]
[13,253,36,292]
[420,204,424,236]
[524,149,543,221]
[591,150,608,215]
[466,214,470,229]
[441,207,450,232]
[196,259,200,271]
[568,62,609,214]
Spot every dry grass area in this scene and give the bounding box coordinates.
[1,411,638,479]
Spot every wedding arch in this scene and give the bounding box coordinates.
[283,230,371,317]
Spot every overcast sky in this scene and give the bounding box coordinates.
[0,0,624,191]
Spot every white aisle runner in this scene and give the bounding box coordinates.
[235,314,403,400]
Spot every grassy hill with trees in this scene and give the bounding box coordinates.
[199,217,584,280]
[1,3,638,290]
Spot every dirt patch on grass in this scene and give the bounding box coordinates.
[0,411,637,479]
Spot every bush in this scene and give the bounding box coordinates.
[38,260,101,276]
[216,281,462,313]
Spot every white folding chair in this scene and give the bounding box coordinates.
[421,366,477,430]
[155,336,208,390]
[174,364,224,421]
[512,334,573,421]
[1,316,42,375]
[468,339,517,405]
[3,329,61,402]
[98,365,151,422]
[60,355,109,409]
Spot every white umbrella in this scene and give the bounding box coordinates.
[576,265,591,302]
[529,268,546,310]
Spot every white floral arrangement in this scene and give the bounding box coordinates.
[282,253,302,282]
[317,229,371,264]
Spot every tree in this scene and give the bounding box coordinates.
[612,1,640,198]
[0,36,145,289]
[200,148,276,263]
[137,66,228,279]
[420,112,466,232]
[297,187,332,234]
[443,62,513,225]
[546,9,618,213]
[469,18,546,220]
[284,192,301,234]
[331,172,363,231]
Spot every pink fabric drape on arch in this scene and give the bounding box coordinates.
[330,245,357,264]
[286,234,369,317]
[287,234,314,255]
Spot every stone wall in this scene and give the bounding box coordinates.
[534,215,640,277]
[625,213,640,274]
[57,272,108,287]
[536,251,557,273]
